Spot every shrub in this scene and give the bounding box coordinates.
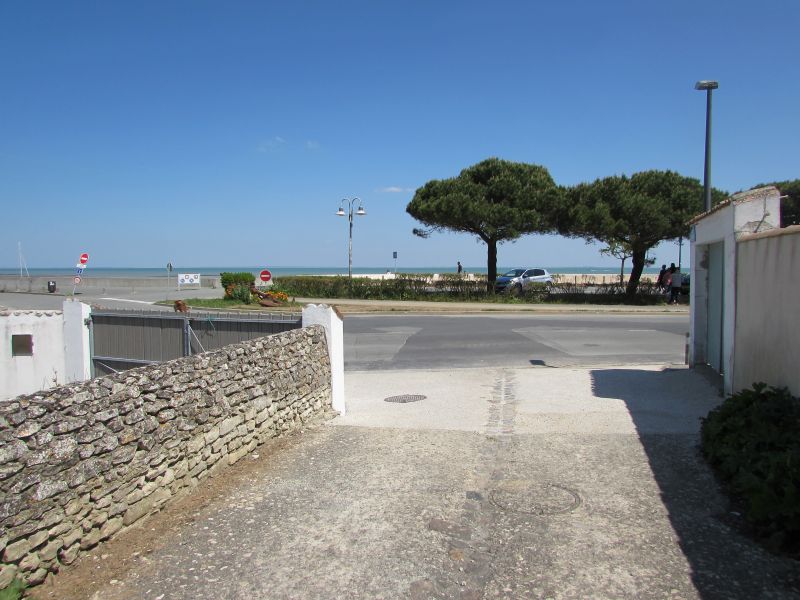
[0,578,26,600]
[271,275,668,305]
[220,271,255,288]
[701,383,800,554]
[225,283,253,304]
[545,281,666,305]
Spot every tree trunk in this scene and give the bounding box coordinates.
[487,239,498,292]
[619,257,626,284]
[626,247,646,296]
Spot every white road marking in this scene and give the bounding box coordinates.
[99,298,155,305]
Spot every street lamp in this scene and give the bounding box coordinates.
[336,197,366,280]
[695,80,719,213]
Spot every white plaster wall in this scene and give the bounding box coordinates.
[302,304,345,415]
[1,310,65,401]
[690,204,734,379]
[63,300,92,382]
[689,187,781,394]
[733,227,800,396]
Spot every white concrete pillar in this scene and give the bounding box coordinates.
[302,304,345,415]
[63,299,92,383]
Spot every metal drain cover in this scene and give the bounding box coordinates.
[384,394,426,403]
[490,481,582,516]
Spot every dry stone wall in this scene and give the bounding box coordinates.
[0,326,331,589]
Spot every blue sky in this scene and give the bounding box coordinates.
[2,1,798,271]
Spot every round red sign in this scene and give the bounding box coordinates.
[79,253,89,265]
[73,276,81,284]
[259,269,272,282]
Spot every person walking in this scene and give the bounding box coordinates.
[457,261,463,274]
[656,264,667,292]
[668,264,682,304]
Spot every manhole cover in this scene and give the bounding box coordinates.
[490,481,582,515]
[384,394,426,403]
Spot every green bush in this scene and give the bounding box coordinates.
[0,578,26,600]
[220,271,255,288]
[701,383,800,553]
[228,283,254,304]
[271,275,668,305]
[272,274,489,301]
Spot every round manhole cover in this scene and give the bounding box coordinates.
[490,481,581,516]
[384,394,426,403]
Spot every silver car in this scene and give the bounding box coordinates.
[494,268,553,293]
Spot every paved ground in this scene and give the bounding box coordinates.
[344,313,688,370]
[13,284,800,598]
[32,366,800,599]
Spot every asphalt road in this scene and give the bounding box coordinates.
[344,313,689,371]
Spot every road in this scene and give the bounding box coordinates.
[2,290,689,372]
[344,313,688,371]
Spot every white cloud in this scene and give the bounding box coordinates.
[376,186,414,193]
[256,136,286,152]
[305,140,321,150]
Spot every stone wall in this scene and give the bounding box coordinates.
[0,326,331,589]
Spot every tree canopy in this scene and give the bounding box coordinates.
[565,170,726,295]
[406,158,562,287]
[754,180,800,227]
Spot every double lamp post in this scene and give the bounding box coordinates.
[336,197,366,280]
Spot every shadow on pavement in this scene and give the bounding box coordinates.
[591,368,800,599]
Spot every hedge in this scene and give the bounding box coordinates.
[269,275,667,305]
[220,271,255,288]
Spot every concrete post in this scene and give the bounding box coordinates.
[63,299,92,383]
[302,304,345,415]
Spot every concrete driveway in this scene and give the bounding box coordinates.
[33,365,800,600]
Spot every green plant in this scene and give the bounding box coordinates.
[0,578,26,600]
[271,275,667,305]
[220,271,255,289]
[701,383,800,554]
[226,283,253,304]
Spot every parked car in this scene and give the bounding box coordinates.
[494,268,553,293]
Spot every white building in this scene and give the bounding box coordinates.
[689,186,799,396]
[0,300,92,401]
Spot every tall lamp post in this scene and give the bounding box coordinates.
[336,197,366,280]
[695,80,719,213]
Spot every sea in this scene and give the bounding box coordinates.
[0,266,664,278]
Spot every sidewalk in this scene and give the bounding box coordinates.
[31,366,800,600]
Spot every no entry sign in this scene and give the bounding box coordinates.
[260,269,272,282]
[79,253,89,265]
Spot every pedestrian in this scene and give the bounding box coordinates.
[668,264,682,304]
[656,264,667,291]
[457,261,463,274]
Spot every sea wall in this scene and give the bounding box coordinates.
[0,325,331,589]
[0,275,220,293]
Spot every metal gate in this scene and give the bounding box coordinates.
[90,309,302,376]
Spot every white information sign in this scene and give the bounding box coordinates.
[178,273,201,288]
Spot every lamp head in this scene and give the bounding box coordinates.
[694,80,719,91]
[336,208,346,217]
[356,206,366,216]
